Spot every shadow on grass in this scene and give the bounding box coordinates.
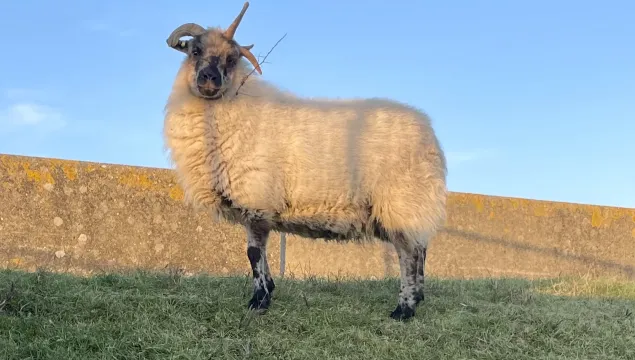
[1,268,634,359]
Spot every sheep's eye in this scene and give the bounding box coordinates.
[226,57,236,67]
[191,47,201,56]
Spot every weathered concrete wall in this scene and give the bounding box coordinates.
[1,153,634,280]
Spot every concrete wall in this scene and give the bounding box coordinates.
[1,153,634,280]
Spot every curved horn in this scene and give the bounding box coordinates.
[224,2,250,40]
[166,23,206,49]
[240,45,262,75]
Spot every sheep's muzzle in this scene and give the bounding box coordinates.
[195,62,224,99]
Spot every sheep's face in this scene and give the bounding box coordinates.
[182,31,244,99]
[165,2,262,100]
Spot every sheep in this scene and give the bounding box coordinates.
[162,2,448,321]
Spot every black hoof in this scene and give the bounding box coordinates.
[390,304,415,321]
[247,289,272,313]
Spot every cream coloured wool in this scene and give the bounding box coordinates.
[163,2,448,321]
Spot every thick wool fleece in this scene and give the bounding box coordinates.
[163,57,447,250]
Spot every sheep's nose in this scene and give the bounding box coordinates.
[198,66,222,87]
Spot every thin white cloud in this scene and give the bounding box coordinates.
[7,103,62,125]
[446,148,498,168]
[0,103,66,129]
[1,87,67,131]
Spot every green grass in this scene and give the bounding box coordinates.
[1,269,634,359]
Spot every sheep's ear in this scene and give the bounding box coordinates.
[170,39,190,54]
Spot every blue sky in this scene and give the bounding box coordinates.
[1,0,633,208]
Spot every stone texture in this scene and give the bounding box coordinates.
[1,153,634,280]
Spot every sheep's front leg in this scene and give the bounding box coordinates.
[246,221,275,312]
[390,242,418,321]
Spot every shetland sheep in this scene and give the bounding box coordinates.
[163,2,448,321]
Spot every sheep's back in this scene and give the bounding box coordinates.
[246,98,447,225]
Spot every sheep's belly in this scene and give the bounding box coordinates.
[273,222,350,241]
[217,193,378,241]
[271,214,377,242]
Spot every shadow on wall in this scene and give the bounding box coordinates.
[437,227,635,280]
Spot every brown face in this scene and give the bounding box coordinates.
[186,32,242,99]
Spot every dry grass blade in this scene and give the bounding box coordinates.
[0,282,16,312]
[235,33,287,96]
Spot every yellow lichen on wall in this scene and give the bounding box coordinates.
[22,163,55,184]
[62,164,78,181]
[510,198,521,210]
[533,203,547,217]
[591,207,605,228]
[0,156,16,173]
[46,158,80,169]
[472,196,485,212]
[116,169,185,201]
[169,186,184,201]
[587,207,634,229]
[8,258,23,266]
[118,172,157,191]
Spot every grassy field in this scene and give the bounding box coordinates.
[1,269,634,359]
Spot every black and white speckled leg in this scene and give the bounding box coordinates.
[245,221,275,312]
[390,240,419,321]
[414,245,427,305]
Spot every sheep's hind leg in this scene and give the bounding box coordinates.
[414,245,427,305]
[245,221,275,313]
[389,236,419,321]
